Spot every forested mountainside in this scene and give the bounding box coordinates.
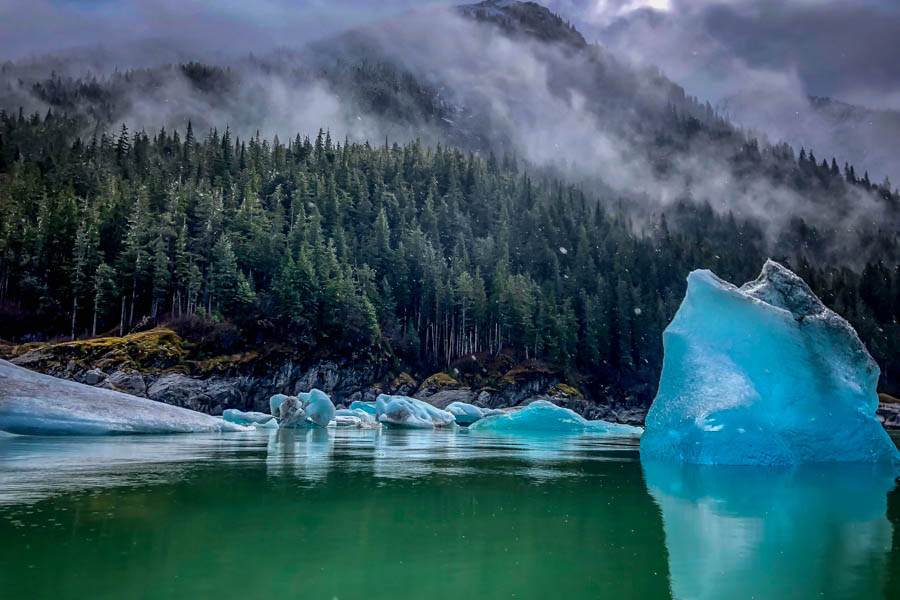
[0,1,898,404]
[1,109,898,401]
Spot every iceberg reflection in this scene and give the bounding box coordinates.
[643,459,896,600]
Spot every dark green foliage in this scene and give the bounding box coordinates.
[1,110,898,400]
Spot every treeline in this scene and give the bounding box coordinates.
[0,110,898,398]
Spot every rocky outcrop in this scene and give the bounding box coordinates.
[877,393,900,429]
[7,329,648,425]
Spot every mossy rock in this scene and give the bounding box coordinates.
[499,361,561,387]
[188,351,260,376]
[879,393,900,405]
[552,383,585,400]
[392,372,417,388]
[14,328,187,374]
[418,372,468,392]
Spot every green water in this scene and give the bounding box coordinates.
[0,429,899,600]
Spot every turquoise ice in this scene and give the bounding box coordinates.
[445,401,501,425]
[349,401,376,415]
[275,389,335,429]
[333,408,379,428]
[641,260,900,465]
[375,394,455,429]
[269,394,292,417]
[469,400,642,435]
[222,409,274,425]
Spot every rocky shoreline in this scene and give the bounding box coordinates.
[0,328,647,426]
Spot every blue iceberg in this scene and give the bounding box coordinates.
[222,409,275,425]
[468,400,642,435]
[277,389,335,429]
[269,393,292,417]
[375,394,456,429]
[333,408,379,429]
[445,401,501,425]
[0,359,248,435]
[641,260,900,465]
[349,400,376,415]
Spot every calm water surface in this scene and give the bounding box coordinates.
[1,428,899,600]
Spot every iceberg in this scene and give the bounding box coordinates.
[332,407,379,429]
[277,389,335,429]
[269,393,292,417]
[469,400,642,434]
[349,400,376,415]
[445,401,502,425]
[0,359,248,435]
[641,260,900,465]
[375,394,456,429]
[222,408,275,425]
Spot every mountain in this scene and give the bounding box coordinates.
[0,2,898,414]
[719,92,900,187]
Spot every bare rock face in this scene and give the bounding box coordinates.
[107,371,148,397]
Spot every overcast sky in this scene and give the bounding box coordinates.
[544,0,900,110]
[3,0,898,111]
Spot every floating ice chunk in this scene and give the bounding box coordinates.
[278,389,335,429]
[375,394,456,429]
[270,394,292,417]
[469,400,642,434]
[255,418,279,429]
[445,401,502,425]
[333,408,380,429]
[349,401,376,415]
[0,360,248,435]
[336,408,376,422]
[331,415,363,428]
[303,389,336,428]
[223,409,274,425]
[641,260,900,465]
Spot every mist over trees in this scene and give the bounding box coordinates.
[1,109,898,400]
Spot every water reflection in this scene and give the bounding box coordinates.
[643,459,897,600]
[265,428,334,482]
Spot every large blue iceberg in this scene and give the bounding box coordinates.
[469,400,642,435]
[375,394,455,429]
[0,359,248,435]
[641,260,900,465]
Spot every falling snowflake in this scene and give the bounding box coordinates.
[559,247,568,255]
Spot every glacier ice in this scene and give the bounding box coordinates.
[332,407,379,429]
[468,400,642,435]
[303,389,336,428]
[641,260,900,465]
[269,393,292,417]
[445,401,502,425]
[375,394,456,429]
[0,359,248,435]
[349,400,376,415]
[277,389,335,429]
[222,409,274,425]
